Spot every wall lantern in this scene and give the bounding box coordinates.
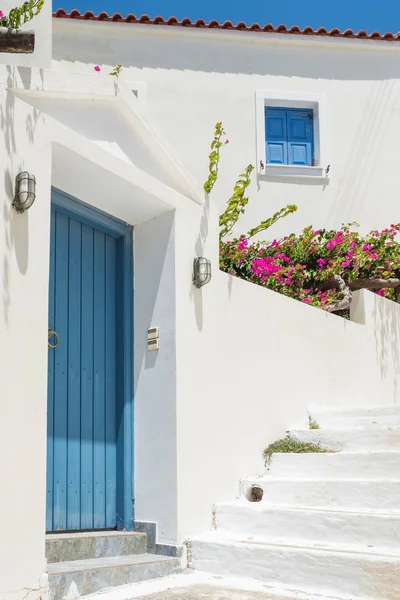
[12,171,36,213]
[193,257,211,288]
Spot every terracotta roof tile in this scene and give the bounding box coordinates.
[52,10,400,42]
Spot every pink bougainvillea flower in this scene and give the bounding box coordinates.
[94,65,101,72]
[316,258,326,268]
[342,260,351,267]
[362,244,373,252]
[238,237,248,251]
[377,289,386,296]
[224,139,229,145]
[302,298,312,304]
[369,252,379,260]
[326,237,342,250]
[0,10,4,18]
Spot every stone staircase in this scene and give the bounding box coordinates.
[47,530,183,599]
[188,405,400,600]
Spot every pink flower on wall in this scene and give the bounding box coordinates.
[0,10,4,18]
[94,65,101,72]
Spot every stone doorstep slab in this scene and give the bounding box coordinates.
[48,554,182,599]
[46,531,148,563]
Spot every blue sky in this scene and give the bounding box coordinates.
[56,0,400,35]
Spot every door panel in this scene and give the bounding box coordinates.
[47,206,119,532]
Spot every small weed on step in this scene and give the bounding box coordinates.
[308,415,320,430]
[263,433,333,464]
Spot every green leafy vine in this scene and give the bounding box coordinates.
[246,204,297,240]
[206,121,297,241]
[1,0,44,29]
[203,122,226,194]
[219,164,254,239]
[109,65,122,77]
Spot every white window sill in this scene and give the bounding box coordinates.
[261,164,329,180]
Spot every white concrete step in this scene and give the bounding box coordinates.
[215,502,400,548]
[290,426,400,451]
[310,405,400,429]
[313,405,400,419]
[189,533,400,600]
[240,477,400,510]
[266,451,400,479]
[48,553,182,599]
[311,414,400,429]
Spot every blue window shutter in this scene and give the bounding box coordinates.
[287,109,314,166]
[265,108,288,165]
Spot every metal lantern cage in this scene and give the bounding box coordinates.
[12,171,36,213]
[193,257,212,288]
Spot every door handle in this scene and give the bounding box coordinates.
[48,329,59,349]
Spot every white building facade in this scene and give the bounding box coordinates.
[2,7,400,599]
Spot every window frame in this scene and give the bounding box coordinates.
[256,90,329,180]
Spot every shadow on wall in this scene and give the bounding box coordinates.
[326,81,400,223]
[1,66,33,325]
[372,293,400,401]
[192,193,210,332]
[2,170,30,324]
[53,30,400,81]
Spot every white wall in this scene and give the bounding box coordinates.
[0,71,51,599]
[134,211,179,544]
[53,21,400,240]
[52,20,400,543]
[0,63,190,596]
[175,263,400,541]
[2,19,400,590]
[169,192,400,542]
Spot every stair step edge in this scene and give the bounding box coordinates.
[189,534,400,559]
[47,553,180,575]
[46,531,146,540]
[216,502,400,516]
[241,476,400,482]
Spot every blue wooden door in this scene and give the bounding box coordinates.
[47,193,133,532]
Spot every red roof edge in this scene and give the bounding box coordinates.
[52,10,400,43]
